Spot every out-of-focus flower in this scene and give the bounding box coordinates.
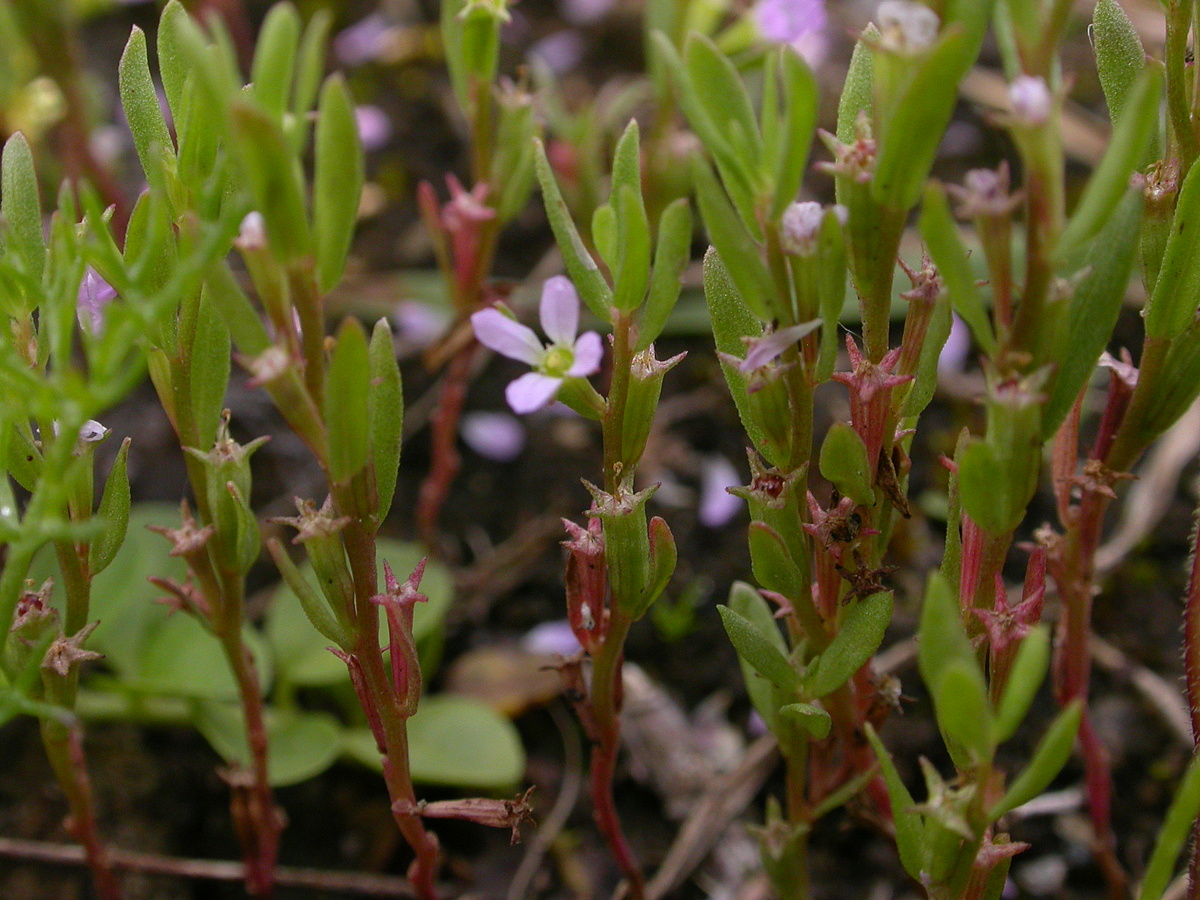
[530,30,585,74]
[561,0,615,26]
[754,0,829,68]
[334,14,393,67]
[1009,75,1053,126]
[698,455,744,528]
[235,211,267,251]
[471,276,603,414]
[460,411,526,461]
[522,619,583,656]
[77,268,117,333]
[354,105,392,151]
[937,313,971,377]
[780,201,846,256]
[876,0,940,52]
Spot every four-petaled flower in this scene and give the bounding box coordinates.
[471,276,603,414]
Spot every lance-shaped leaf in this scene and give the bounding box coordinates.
[779,702,831,739]
[836,27,874,144]
[2,133,44,282]
[250,3,301,117]
[120,27,175,192]
[819,422,874,507]
[1145,159,1200,340]
[613,186,652,312]
[748,521,806,599]
[1042,189,1142,435]
[918,573,977,698]
[988,700,1082,820]
[637,197,692,351]
[533,139,612,320]
[806,591,892,697]
[267,537,350,647]
[995,624,1050,742]
[89,438,132,576]
[957,440,1021,535]
[324,318,372,485]
[230,102,312,263]
[204,262,271,358]
[769,49,818,218]
[1057,66,1160,261]
[1093,0,1148,125]
[934,659,995,765]
[864,723,925,878]
[314,74,364,293]
[728,581,789,733]
[369,319,403,525]
[190,289,232,450]
[631,516,676,619]
[920,183,996,356]
[289,9,332,151]
[1138,749,1200,900]
[718,604,800,695]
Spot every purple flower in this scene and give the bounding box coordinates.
[725,320,822,375]
[755,0,826,47]
[354,105,392,151]
[698,455,744,528]
[460,411,526,461]
[77,268,117,333]
[471,276,603,414]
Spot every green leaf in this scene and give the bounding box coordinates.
[836,26,875,145]
[692,155,776,320]
[933,659,994,765]
[203,262,271,358]
[89,438,131,576]
[770,49,818,218]
[533,139,612,320]
[196,703,343,787]
[229,102,312,262]
[119,26,175,192]
[727,581,789,733]
[344,695,525,790]
[323,318,371,485]
[369,319,403,525]
[806,591,892,697]
[1057,66,1160,261]
[684,33,762,181]
[718,604,800,694]
[190,288,232,450]
[250,3,300,117]
[2,132,44,282]
[957,439,1017,535]
[988,700,1082,820]
[779,702,831,739]
[289,9,332,150]
[1146,159,1200,340]
[917,572,978,699]
[818,422,875,507]
[266,539,349,647]
[995,624,1050,742]
[314,74,364,294]
[1092,0,1148,125]
[266,539,452,687]
[919,183,996,355]
[864,723,924,878]
[156,1,191,125]
[1138,750,1200,900]
[613,185,651,312]
[748,521,806,599]
[136,617,271,700]
[637,197,692,351]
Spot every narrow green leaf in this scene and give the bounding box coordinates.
[369,319,403,525]
[718,604,800,694]
[728,581,788,733]
[323,318,371,484]
[806,592,893,697]
[613,185,652,312]
[864,723,924,878]
[89,438,132,576]
[250,3,301,117]
[836,27,875,144]
[1138,750,1200,900]
[995,624,1050,742]
[190,288,232,450]
[989,700,1082,820]
[2,133,44,281]
[1145,158,1200,340]
[266,538,350,648]
[684,34,762,183]
[1057,66,1160,261]
[314,74,364,293]
[748,522,806,599]
[957,440,1016,535]
[1093,0,1148,125]
[203,262,271,357]
[779,702,831,739]
[934,659,995,764]
[119,27,175,191]
[818,422,875,507]
[917,572,977,697]
[771,49,818,217]
[637,197,692,351]
[920,183,996,355]
[533,139,612,320]
[156,1,191,124]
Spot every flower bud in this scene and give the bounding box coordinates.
[1008,75,1052,126]
[876,0,940,52]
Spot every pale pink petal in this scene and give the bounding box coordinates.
[461,411,526,461]
[539,276,579,346]
[506,372,563,414]
[522,619,582,655]
[567,331,603,376]
[472,308,544,365]
[739,320,821,372]
[698,455,744,527]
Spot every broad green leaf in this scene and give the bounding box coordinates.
[250,3,301,117]
[89,438,131,576]
[369,319,404,525]
[957,439,1019,535]
[314,74,364,293]
[196,703,343,787]
[988,701,1082,820]
[324,318,371,485]
[2,132,44,282]
[344,695,525,790]
[818,422,874,507]
[727,581,788,733]
[806,591,892,697]
[1093,0,1148,125]
[1138,750,1200,900]
[718,604,800,694]
[136,617,272,701]
[995,624,1050,742]
[748,522,806,599]
[119,27,175,192]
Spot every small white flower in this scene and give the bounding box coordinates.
[780,201,847,255]
[79,420,109,443]
[1009,75,1052,126]
[877,0,940,52]
[471,276,603,414]
[235,212,267,251]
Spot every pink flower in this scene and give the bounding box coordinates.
[471,276,603,414]
[755,0,826,46]
[77,267,116,333]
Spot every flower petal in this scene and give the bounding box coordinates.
[740,320,821,372]
[540,276,579,346]
[472,309,544,365]
[506,372,563,414]
[460,411,526,462]
[567,331,603,377]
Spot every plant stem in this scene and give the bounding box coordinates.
[1182,508,1200,900]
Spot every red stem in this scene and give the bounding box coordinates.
[417,345,475,548]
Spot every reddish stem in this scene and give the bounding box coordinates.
[417,345,475,548]
[55,726,122,900]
